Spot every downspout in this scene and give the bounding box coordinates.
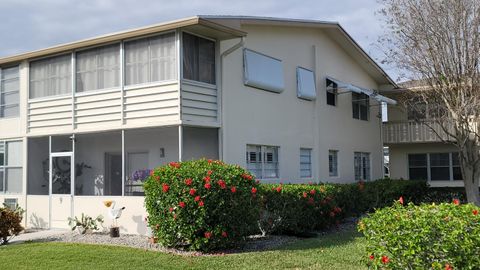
[218,37,245,161]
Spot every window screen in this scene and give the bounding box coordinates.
[183,32,215,84]
[0,66,20,118]
[408,154,428,180]
[429,153,450,181]
[76,44,120,92]
[246,144,279,179]
[296,67,316,100]
[354,152,370,181]
[125,32,176,86]
[30,54,72,99]
[0,140,23,194]
[452,153,463,180]
[329,150,338,177]
[352,92,369,120]
[326,79,337,106]
[243,49,284,93]
[300,148,312,178]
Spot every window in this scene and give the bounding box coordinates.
[126,152,149,196]
[3,198,17,210]
[29,54,71,99]
[408,154,428,180]
[76,44,120,92]
[296,67,316,100]
[246,145,279,179]
[243,49,284,93]
[354,152,370,181]
[408,152,462,181]
[352,92,369,120]
[0,66,19,118]
[183,32,215,84]
[0,141,23,194]
[124,32,177,86]
[329,150,338,177]
[429,153,450,181]
[300,148,312,178]
[326,79,337,106]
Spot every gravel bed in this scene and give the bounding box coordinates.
[38,231,298,256]
[32,218,359,256]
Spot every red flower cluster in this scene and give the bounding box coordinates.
[453,199,460,205]
[189,188,196,196]
[194,196,201,202]
[230,186,237,193]
[162,183,170,193]
[251,187,257,194]
[179,201,186,208]
[242,173,253,181]
[473,209,478,216]
[307,197,314,205]
[398,196,404,205]
[218,180,226,189]
[381,256,389,264]
[185,178,193,186]
[199,201,204,207]
[204,232,212,239]
[204,183,211,190]
[169,162,180,168]
[445,263,453,270]
[203,176,211,182]
[310,189,316,195]
[276,186,282,193]
[221,231,228,238]
[207,170,213,176]
[369,255,374,260]
[302,192,308,198]
[169,207,173,212]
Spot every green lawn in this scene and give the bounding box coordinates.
[0,229,367,270]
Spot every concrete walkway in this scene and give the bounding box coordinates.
[5,229,69,245]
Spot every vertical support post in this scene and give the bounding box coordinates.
[120,41,125,125]
[48,136,52,229]
[71,52,76,129]
[121,130,125,197]
[178,125,183,162]
[71,134,75,218]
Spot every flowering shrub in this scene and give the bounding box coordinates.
[0,204,24,245]
[359,200,480,269]
[144,159,259,251]
[258,184,344,235]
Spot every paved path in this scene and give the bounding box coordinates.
[6,229,69,245]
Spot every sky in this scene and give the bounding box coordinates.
[0,0,398,81]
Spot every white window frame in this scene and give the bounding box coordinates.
[354,152,370,181]
[408,152,462,181]
[246,144,279,179]
[0,140,23,194]
[0,65,20,119]
[329,150,339,177]
[300,148,312,178]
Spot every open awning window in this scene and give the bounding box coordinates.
[326,76,397,105]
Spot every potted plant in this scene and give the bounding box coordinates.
[68,213,104,234]
[103,200,125,238]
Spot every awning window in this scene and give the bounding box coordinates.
[326,76,397,105]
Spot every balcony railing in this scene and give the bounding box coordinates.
[383,120,452,144]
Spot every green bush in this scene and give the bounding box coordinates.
[359,200,480,269]
[144,159,260,251]
[259,179,428,235]
[0,204,24,245]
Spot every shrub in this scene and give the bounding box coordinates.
[259,179,428,235]
[68,213,104,234]
[144,159,260,251]
[0,204,24,245]
[258,184,344,235]
[359,200,480,269]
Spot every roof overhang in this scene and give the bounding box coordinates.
[200,15,398,88]
[327,76,397,105]
[0,16,246,66]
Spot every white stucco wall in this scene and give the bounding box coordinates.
[220,25,384,183]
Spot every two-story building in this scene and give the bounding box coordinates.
[382,81,463,187]
[0,15,396,234]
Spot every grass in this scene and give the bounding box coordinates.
[0,229,367,270]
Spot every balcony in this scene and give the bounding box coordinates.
[383,120,452,144]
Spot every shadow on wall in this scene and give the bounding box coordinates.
[29,213,48,229]
[132,215,147,236]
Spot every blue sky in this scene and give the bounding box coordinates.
[0,0,398,80]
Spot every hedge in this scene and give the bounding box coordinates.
[359,200,480,269]
[258,179,429,235]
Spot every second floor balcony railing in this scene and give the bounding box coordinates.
[383,120,454,144]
